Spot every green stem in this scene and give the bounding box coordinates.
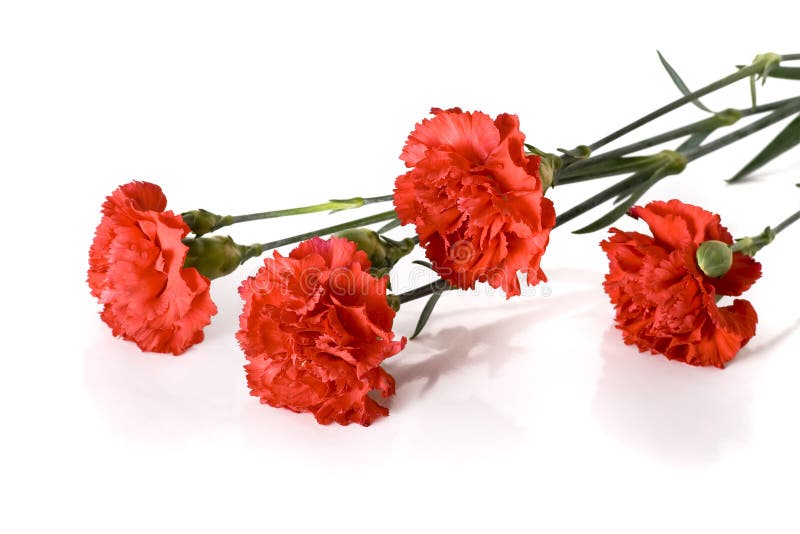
[257,209,398,252]
[559,98,800,180]
[782,53,800,61]
[555,103,800,228]
[585,61,767,153]
[557,156,658,184]
[684,100,800,162]
[182,195,394,236]
[229,195,394,224]
[774,209,800,235]
[397,279,452,304]
[554,167,661,227]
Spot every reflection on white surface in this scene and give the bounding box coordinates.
[83,330,245,444]
[593,328,753,466]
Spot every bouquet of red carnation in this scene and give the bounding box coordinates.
[88,51,800,425]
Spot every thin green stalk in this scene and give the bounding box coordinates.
[397,279,452,304]
[560,97,800,179]
[183,194,395,236]
[731,208,800,256]
[557,156,658,184]
[585,61,768,153]
[684,100,800,162]
[554,170,657,227]
[229,195,394,224]
[782,53,800,61]
[258,209,398,251]
[774,209,800,235]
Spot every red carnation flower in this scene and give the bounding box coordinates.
[393,107,556,297]
[237,236,405,426]
[88,181,217,355]
[601,199,762,368]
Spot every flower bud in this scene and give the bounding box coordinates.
[696,240,733,278]
[181,209,233,237]
[538,156,559,191]
[183,235,263,279]
[526,146,563,191]
[335,228,415,277]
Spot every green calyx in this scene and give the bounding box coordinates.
[696,240,733,278]
[732,226,776,257]
[181,209,233,237]
[335,228,415,278]
[538,153,562,191]
[525,145,565,190]
[183,235,263,279]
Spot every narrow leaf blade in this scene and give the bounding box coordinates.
[676,130,713,153]
[412,260,436,271]
[377,218,402,234]
[728,114,800,182]
[574,170,666,234]
[411,292,443,339]
[657,51,712,113]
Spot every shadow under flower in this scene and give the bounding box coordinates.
[733,316,800,363]
[592,328,754,467]
[83,328,244,445]
[386,287,597,409]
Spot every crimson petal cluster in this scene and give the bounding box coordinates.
[601,200,762,367]
[393,107,555,297]
[88,181,217,355]
[237,237,405,426]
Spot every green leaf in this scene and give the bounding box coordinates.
[556,145,591,159]
[676,130,713,152]
[612,179,644,204]
[412,260,436,271]
[657,51,712,113]
[573,169,666,234]
[728,114,800,182]
[410,292,443,339]
[377,218,402,234]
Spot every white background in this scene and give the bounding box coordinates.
[2,1,799,532]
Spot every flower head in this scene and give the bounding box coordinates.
[601,199,762,368]
[88,181,217,355]
[393,107,555,297]
[237,236,405,426]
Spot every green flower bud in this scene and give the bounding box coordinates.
[183,235,262,279]
[525,145,563,191]
[696,240,733,278]
[335,228,415,278]
[539,156,558,191]
[337,228,387,268]
[181,209,233,237]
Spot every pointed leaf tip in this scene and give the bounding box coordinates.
[657,51,713,113]
[728,113,800,183]
[410,292,443,339]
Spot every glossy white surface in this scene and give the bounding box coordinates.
[2,1,799,532]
